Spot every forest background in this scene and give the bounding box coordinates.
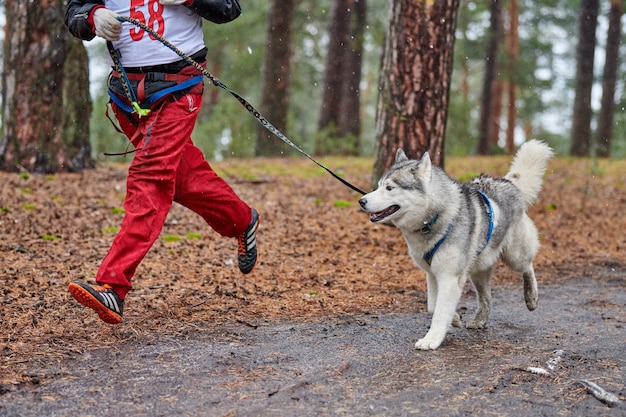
[77,0,624,161]
[1,0,622,167]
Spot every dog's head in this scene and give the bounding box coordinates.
[359,149,432,228]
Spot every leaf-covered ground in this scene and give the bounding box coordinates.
[1,155,625,386]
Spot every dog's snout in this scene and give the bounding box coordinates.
[359,197,367,209]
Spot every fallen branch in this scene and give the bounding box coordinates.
[268,361,351,397]
[578,379,621,408]
[515,366,551,377]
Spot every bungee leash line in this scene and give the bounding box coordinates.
[111,15,367,196]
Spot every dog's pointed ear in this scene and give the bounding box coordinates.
[395,148,408,164]
[417,152,432,182]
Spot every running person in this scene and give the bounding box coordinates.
[65,0,259,324]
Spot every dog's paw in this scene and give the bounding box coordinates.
[452,313,462,328]
[525,294,538,311]
[467,319,486,329]
[414,334,444,350]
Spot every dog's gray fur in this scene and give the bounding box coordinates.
[359,140,554,350]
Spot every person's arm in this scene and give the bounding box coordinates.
[65,0,122,41]
[65,0,104,40]
[185,0,242,24]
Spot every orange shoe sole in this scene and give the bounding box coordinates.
[68,283,123,324]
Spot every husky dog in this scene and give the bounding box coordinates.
[359,140,553,350]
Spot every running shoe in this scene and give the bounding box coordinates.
[68,281,124,324]
[238,208,260,274]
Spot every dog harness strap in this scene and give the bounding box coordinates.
[476,190,494,256]
[423,223,453,266]
[419,213,439,234]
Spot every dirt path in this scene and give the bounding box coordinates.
[2,268,624,417]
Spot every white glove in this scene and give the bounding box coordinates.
[159,0,189,5]
[93,8,122,41]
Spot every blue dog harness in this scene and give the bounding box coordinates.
[475,190,494,255]
[422,189,494,266]
[423,222,453,266]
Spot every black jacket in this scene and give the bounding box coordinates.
[65,0,242,41]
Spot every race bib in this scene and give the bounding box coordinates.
[106,0,205,67]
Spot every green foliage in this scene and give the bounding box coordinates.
[102,226,120,234]
[162,234,182,243]
[456,172,481,183]
[333,200,353,208]
[41,234,61,241]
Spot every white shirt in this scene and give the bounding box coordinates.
[106,0,205,67]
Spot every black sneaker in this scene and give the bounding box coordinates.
[68,281,124,324]
[238,208,259,274]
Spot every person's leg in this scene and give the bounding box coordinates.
[96,95,201,299]
[174,139,260,274]
[174,140,251,238]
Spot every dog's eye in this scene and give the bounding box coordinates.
[386,185,394,191]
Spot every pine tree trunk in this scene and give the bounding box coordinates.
[477,0,502,155]
[505,0,519,154]
[337,0,367,155]
[570,0,599,157]
[372,0,459,185]
[63,36,95,170]
[1,0,93,173]
[255,0,296,157]
[317,0,365,156]
[489,79,504,147]
[595,0,622,158]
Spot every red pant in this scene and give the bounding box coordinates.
[97,92,252,299]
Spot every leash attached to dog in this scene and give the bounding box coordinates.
[110,15,367,196]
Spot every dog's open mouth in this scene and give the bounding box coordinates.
[369,205,400,223]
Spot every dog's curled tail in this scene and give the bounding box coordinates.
[505,140,554,208]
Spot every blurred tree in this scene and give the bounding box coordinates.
[504,0,519,154]
[255,0,296,156]
[63,36,95,170]
[570,0,599,157]
[1,0,93,173]
[372,0,460,185]
[595,0,623,158]
[316,0,367,156]
[477,0,502,155]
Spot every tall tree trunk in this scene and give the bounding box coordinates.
[595,0,622,158]
[1,0,92,173]
[570,0,599,157]
[477,0,502,155]
[489,79,504,147]
[317,0,366,156]
[372,0,460,185]
[63,36,95,170]
[255,0,296,157]
[337,0,367,155]
[505,0,519,154]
